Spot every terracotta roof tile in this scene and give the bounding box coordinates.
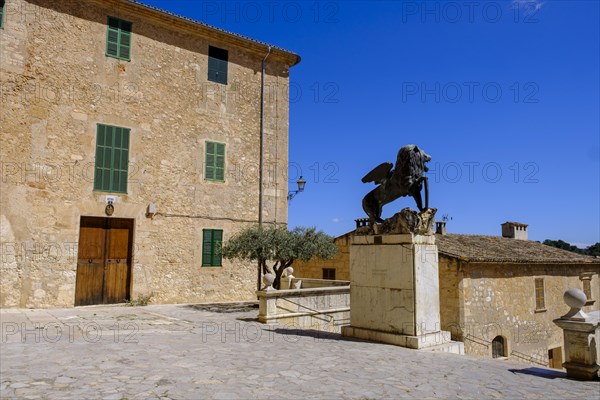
[436,234,600,264]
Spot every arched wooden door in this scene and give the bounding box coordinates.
[492,336,506,358]
[75,217,133,306]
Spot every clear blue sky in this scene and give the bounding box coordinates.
[143,0,599,246]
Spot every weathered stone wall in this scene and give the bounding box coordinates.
[293,233,351,281]
[439,256,461,338]
[440,259,600,366]
[0,0,296,307]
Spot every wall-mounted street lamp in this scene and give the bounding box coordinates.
[288,176,306,201]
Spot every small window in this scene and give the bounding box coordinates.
[582,279,592,300]
[106,16,132,60]
[534,278,545,311]
[202,229,223,267]
[580,272,594,305]
[94,124,130,193]
[0,0,5,29]
[323,268,336,280]
[208,46,228,84]
[205,141,225,182]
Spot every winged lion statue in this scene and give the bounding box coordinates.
[361,144,431,226]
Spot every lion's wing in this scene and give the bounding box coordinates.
[362,162,393,184]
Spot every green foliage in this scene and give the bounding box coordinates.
[542,239,600,257]
[222,225,338,289]
[124,293,153,307]
[586,242,600,257]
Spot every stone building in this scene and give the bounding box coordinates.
[294,222,600,367]
[436,222,600,368]
[294,232,351,281]
[0,0,300,307]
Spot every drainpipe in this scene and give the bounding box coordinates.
[257,46,271,291]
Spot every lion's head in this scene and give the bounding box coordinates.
[395,144,431,190]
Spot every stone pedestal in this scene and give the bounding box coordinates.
[553,289,600,380]
[553,318,599,380]
[341,233,453,350]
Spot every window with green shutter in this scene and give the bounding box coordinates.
[0,1,6,30]
[202,229,223,267]
[94,124,130,194]
[205,141,225,182]
[106,16,132,61]
[208,46,228,85]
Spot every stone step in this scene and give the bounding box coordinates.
[421,340,464,355]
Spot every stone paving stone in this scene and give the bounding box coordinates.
[1,304,599,399]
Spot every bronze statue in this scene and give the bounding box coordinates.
[362,145,431,225]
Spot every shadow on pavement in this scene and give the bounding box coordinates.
[266,327,374,343]
[183,302,258,313]
[508,367,566,380]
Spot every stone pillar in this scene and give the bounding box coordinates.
[553,288,600,380]
[341,217,454,350]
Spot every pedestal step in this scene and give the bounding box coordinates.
[341,325,455,350]
[421,340,464,355]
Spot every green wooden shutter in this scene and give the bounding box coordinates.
[205,142,215,180]
[202,230,213,266]
[95,124,112,191]
[215,143,225,181]
[94,124,130,193]
[202,229,223,266]
[208,46,228,85]
[106,17,120,58]
[111,127,130,193]
[205,142,225,182]
[213,230,223,266]
[106,17,132,60]
[118,20,132,60]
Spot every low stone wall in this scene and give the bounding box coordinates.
[257,282,350,333]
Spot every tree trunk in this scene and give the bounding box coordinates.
[273,268,283,290]
[273,260,293,290]
[256,261,262,292]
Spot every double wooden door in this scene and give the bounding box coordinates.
[75,217,133,306]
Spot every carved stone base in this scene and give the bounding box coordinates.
[356,208,437,236]
[561,362,600,380]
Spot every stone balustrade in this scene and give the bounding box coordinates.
[256,280,350,333]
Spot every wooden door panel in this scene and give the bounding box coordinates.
[75,261,104,306]
[104,261,129,303]
[106,227,130,260]
[75,217,133,306]
[104,219,132,304]
[78,226,105,259]
[75,223,106,306]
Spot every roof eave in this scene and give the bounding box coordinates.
[104,0,301,67]
[439,252,600,265]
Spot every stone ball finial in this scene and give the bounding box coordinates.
[262,273,275,290]
[561,288,589,321]
[564,288,587,309]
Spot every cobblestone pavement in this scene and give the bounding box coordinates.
[1,303,598,399]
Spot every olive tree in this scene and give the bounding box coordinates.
[222,225,338,290]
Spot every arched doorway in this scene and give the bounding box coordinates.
[492,336,507,358]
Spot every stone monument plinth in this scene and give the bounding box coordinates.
[342,209,460,352]
[553,289,600,380]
